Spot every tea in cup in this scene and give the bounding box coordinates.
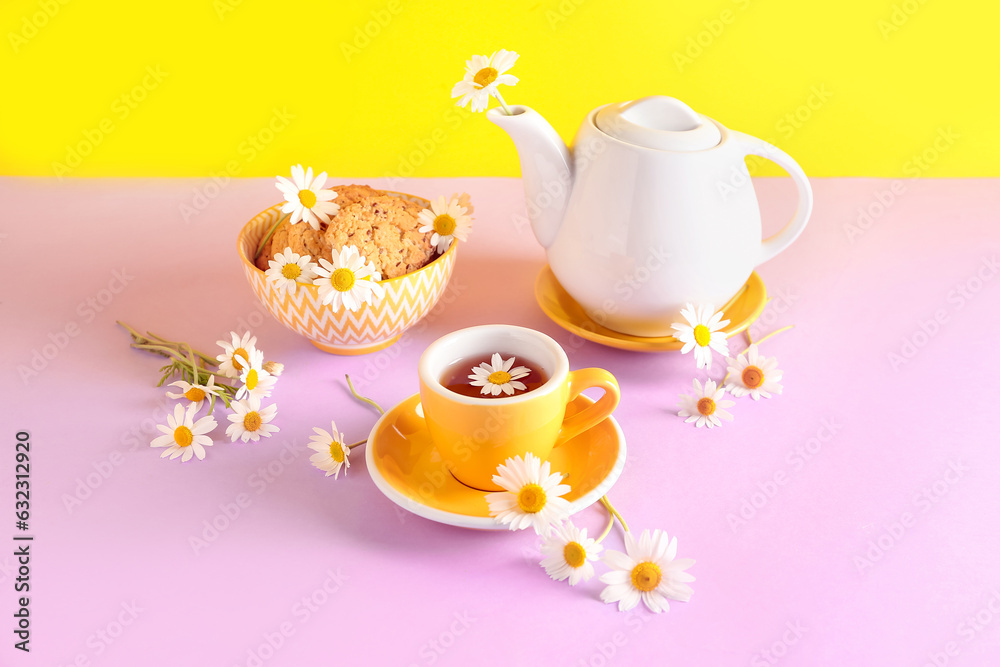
[417,325,620,490]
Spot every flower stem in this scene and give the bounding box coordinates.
[120,321,238,405]
[254,212,291,262]
[147,331,217,366]
[119,321,218,367]
[347,439,368,450]
[117,320,148,342]
[130,343,193,366]
[185,343,199,387]
[493,90,513,116]
[345,375,384,415]
[596,507,616,544]
[599,495,630,536]
[752,324,794,347]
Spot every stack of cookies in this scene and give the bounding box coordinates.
[255,185,435,279]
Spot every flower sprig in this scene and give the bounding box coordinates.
[670,302,794,429]
[118,322,239,411]
[305,375,383,478]
[120,323,282,462]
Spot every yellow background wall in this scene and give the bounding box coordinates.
[0,0,995,178]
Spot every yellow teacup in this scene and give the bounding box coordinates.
[418,324,620,491]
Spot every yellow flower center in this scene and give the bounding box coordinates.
[697,397,716,416]
[184,387,206,402]
[298,189,317,209]
[232,348,248,372]
[281,263,302,280]
[742,365,764,388]
[488,370,512,386]
[473,66,498,88]
[693,324,712,347]
[329,442,345,463]
[563,541,587,568]
[174,425,193,447]
[243,411,262,432]
[246,369,258,391]
[433,214,456,236]
[631,561,663,592]
[332,268,356,292]
[517,484,547,513]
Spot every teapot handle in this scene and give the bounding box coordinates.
[732,131,814,265]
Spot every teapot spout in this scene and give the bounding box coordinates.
[488,106,572,249]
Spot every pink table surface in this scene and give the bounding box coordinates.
[1,176,999,666]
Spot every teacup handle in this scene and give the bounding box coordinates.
[732,131,814,265]
[555,368,621,446]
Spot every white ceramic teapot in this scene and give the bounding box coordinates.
[489,96,813,337]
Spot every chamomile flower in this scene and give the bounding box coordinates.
[216,331,258,380]
[275,164,340,230]
[725,344,783,400]
[312,245,385,312]
[539,521,603,586]
[468,353,531,397]
[670,303,730,370]
[151,404,217,462]
[165,375,221,411]
[417,194,473,253]
[451,49,519,112]
[235,348,277,401]
[308,421,351,479]
[226,396,279,443]
[599,529,695,613]
[265,248,316,293]
[486,453,571,534]
[677,379,734,429]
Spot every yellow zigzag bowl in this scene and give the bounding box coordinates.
[237,195,458,356]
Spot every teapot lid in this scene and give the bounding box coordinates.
[595,96,722,151]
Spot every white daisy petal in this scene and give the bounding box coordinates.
[619,587,642,612]
[642,589,670,613]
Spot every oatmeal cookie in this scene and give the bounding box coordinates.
[323,194,434,279]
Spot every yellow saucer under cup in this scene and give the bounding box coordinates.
[365,394,627,530]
